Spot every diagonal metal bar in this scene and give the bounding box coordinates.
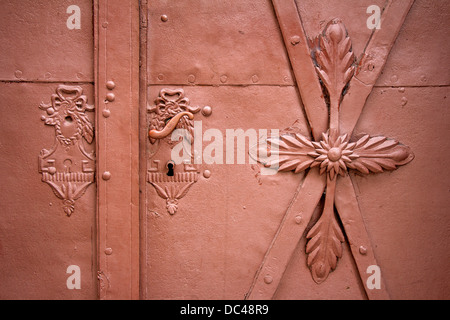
[246,169,326,299]
[335,175,390,299]
[339,0,415,136]
[272,0,328,141]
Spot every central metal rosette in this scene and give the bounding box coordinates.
[309,130,356,180]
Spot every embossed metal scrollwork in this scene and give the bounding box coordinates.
[38,85,95,216]
[147,88,207,215]
[147,88,200,144]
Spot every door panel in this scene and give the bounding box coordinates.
[147,0,294,86]
[0,0,96,299]
[143,85,308,299]
[143,0,369,299]
[1,0,449,301]
[0,0,93,82]
[0,83,97,299]
[348,86,450,299]
[142,0,450,300]
[376,0,450,86]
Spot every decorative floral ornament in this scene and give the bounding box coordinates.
[309,130,354,179]
[264,128,413,181]
[38,85,95,216]
[39,85,94,146]
[252,19,414,284]
[150,181,196,215]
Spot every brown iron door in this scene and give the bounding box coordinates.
[140,0,450,300]
[1,0,449,301]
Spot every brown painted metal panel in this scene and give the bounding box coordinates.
[376,0,450,86]
[147,0,294,86]
[142,86,307,299]
[270,0,450,300]
[142,85,309,299]
[142,0,450,300]
[348,86,450,299]
[0,83,97,299]
[0,0,94,82]
[0,1,97,299]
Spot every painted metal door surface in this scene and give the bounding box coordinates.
[140,0,450,300]
[0,0,97,299]
[0,0,140,300]
[1,0,449,301]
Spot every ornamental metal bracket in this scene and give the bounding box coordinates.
[247,0,415,300]
[38,85,95,216]
[147,88,210,215]
[148,88,200,144]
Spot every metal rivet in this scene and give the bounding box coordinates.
[106,80,115,90]
[102,171,111,181]
[157,73,164,81]
[220,75,228,83]
[104,248,113,255]
[203,170,211,178]
[14,70,23,78]
[359,246,367,255]
[367,63,375,71]
[102,109,111,118]
[161,15,168,22]
[290,35,301,45]
[294,215,302,224]
[251,75,259,83]
[106,92,115,102]
[401,97,408,106]
[187,74,196,84]
[264,275,273,284]
[201,106,212,117]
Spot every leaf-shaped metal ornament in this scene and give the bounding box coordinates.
[313,19,355,130]
[258,133,316,173]
[149,181,197,215]
[305,176,345,283]
[175,181,196,200]
[314,19,355,97]
[79,113,94,144]
[347,135,414,174]
[150,182,169,199]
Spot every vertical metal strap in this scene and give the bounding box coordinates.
[95,0,140,300]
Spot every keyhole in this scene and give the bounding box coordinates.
[167,162,174,176]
